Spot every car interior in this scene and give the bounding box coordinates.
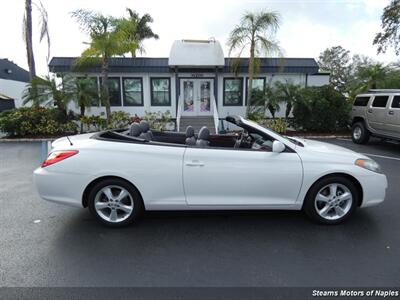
[97,117,276,152]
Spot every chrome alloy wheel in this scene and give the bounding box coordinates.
[94,185,134,223]
[353,126,362,140]
[314,183,353,221]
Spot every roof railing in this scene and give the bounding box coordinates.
[368,89,400,93]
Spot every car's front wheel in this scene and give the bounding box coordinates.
[303,176,359,224]
[352,122,370,144]
[88,178,143,227]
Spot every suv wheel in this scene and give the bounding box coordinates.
[352,122,370,144]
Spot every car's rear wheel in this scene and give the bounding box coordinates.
[303,176,358,225]
[352,122,370,144]
[88,178,143,227]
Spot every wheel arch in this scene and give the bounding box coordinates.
[303,173,364,208]
[82,175,144,208]
[352,116,365,125]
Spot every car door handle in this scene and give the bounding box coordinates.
[367,109,373,113]
[185,160,205,167]
[388,110,394,115]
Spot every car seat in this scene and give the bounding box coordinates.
[139,120,153,140]
[185,126,196,145]
[129,123,142,137]
[196,126,210,147]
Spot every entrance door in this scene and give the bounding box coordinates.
[181,79,213,116]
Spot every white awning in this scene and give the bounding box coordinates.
[168,39,225,67]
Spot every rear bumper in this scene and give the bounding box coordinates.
[359,172,387,208]
[33,167,91,208]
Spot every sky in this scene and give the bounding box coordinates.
[0,0,397,76]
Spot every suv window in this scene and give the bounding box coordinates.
[391,96,400,108]
[372,96,389,108]
[353,96,370,106]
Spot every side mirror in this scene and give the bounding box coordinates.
[272,140,285,153]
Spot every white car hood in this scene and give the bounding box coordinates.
[291,137,367,158]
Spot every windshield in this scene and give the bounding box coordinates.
[242,118,304,147]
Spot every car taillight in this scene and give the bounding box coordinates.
[41,150,79,168]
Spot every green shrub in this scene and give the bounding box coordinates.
[142,110,172,130]
[264,118,288,134]
[0,107,77,137]
[80,111,131,132]
[292,85,350,132]
[109,111,131,129]
[80,114,107,132]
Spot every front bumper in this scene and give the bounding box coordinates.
[358,172,387,208]
[33,167,92,208]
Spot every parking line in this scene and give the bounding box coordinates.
[361,153,400,161]
[337,138,352,141]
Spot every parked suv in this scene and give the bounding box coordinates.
[351,90,400,144]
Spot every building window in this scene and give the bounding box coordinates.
[223,78,243,106]
[100,77,121,106]
[246,77,265,105]
[123,78,143,106]
[151,78,171,106]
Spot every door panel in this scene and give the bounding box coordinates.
[182,80,196,116]
[183,148,303,206]
[387,95,400,134]
[368,95,389,131]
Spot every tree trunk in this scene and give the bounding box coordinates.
[80,104,85,133]
[101,57,111,124]
[285,103,292,119]
[246,41,255,117]
[25,0,36,80]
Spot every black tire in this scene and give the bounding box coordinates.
[351,122,370,144]
[303,176,359,225]
[88,178,144,227]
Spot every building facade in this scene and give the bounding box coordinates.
[0,59,30,112]
[49,40,329,131]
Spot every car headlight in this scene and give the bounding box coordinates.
[355,158,382,173]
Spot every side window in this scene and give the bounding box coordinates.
[391,96,400,108]
[250,133,273,152]
[372,96,389,108]
[353,96,370,107]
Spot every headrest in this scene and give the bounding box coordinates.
[198,126,210,140]
[130,123,142,137]
[139,120,150,132]
[185,126,195,137]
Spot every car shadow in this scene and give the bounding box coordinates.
[53,208,382,248]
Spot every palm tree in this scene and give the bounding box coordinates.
[22,75,72,115]
[264,85,280,118]
[125,8,159,57]
[68,77,99,133]
[228,11,281,116]
[356,63,387,90]
[23,0,50,79]
[274,81,301,119]
[71,9,138,123]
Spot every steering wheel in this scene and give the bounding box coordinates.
[234,132,245,149]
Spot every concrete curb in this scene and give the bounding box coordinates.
[0,138,55,142]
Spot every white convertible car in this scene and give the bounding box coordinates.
[33,116,387,227]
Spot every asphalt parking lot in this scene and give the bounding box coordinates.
[0,138,399,287]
